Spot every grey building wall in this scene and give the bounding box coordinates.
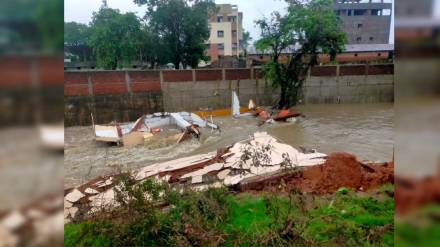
[333,0,392,44]
[395,0,433,17]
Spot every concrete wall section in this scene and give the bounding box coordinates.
[65,64,394,126]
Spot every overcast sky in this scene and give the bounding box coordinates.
[65,0,439,44]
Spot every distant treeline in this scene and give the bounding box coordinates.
[65,0,217,70]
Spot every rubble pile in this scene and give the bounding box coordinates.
[0,194,64,247]
[63,132,394,223]
[64,132,327,222]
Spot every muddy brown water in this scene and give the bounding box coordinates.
[64,103,393,188]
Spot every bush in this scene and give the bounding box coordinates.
[65,179,394,246]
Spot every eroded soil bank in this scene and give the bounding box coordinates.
[238,152,394,195]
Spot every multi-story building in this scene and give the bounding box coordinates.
[207,4,243,62]
[333,0,392,44]
[395,0,433,17]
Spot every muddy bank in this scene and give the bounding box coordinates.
[395,171,440,215]
[238,153,394,194]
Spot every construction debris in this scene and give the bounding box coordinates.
[0,194,64,247]
[93,112,219,147]
[64,132,327,222]
[63,132,393,223]
[39,124,64,150]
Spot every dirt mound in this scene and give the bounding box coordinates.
[300,153,394,194]
[395,174,440,215]
[238,152,394,194]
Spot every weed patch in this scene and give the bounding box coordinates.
[65,179,394,246]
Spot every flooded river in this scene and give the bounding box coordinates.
[65,103,393,188]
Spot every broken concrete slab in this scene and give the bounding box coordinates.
[68,207,79,218]
[90,189,116,209]
[64,200,73,208]
[65,189,85,203]
[217,169,231,180]
[0,211,26,230]
[85,188,100,194]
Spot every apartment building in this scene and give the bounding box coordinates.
[207,4,243,62]
[333,0,392,44]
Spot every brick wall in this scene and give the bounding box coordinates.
[65,64,394,126]
[0,56,64,125]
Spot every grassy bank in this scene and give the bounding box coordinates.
[395,204,440,247]
[65,178,394,247]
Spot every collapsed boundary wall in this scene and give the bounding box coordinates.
[65,64,394,126]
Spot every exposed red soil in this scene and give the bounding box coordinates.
[395,173,440,215]
[238,152,394,195]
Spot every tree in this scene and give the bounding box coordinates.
[64,22,91,46]
[64,22,92,62]
[240,30,252,56]
[255,0,346,109]
[134,0,216,69]
[138,27,169,69]
[88,7,142,69]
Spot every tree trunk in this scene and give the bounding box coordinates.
[278,84,288,109]
[174,58,180,70]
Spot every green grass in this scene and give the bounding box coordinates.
[223,195,272,234]
[395,204,440,247]
[64,181,395,247]
[64,222,112,247]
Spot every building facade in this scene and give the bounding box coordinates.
[333,0,392,44]
[207,4,243,62]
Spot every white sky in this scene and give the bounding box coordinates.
[64,0,440,44]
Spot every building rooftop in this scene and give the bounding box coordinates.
[248,43,394,55]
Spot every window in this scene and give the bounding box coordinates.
[232,30,237,37]
[354,53,358,57]
[354,9,367,16]
[369,37,374,41]
[356,37,362,43]
[382,9,391,16]
[378,53,382,56]
[228,16,236,22]
[217,16,223,22]
[348,10,352,16]
[357,23,363,29]
[371,9,381,16]
[217,31,224,38]
[232,43,238,49]
[218,43,224,50]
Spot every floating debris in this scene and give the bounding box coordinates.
[93,112,219,147]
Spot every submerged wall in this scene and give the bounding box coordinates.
[65,64,394,126]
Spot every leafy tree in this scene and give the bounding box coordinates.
[64,22,91,46]
[138,27,169,69]
[64,22,92,62]
[88,7,142,69]
[0,0,63,53]
[255,0,346,109]
[240,30,252,56]
[134,0,216,69]
[34,0,63,52]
